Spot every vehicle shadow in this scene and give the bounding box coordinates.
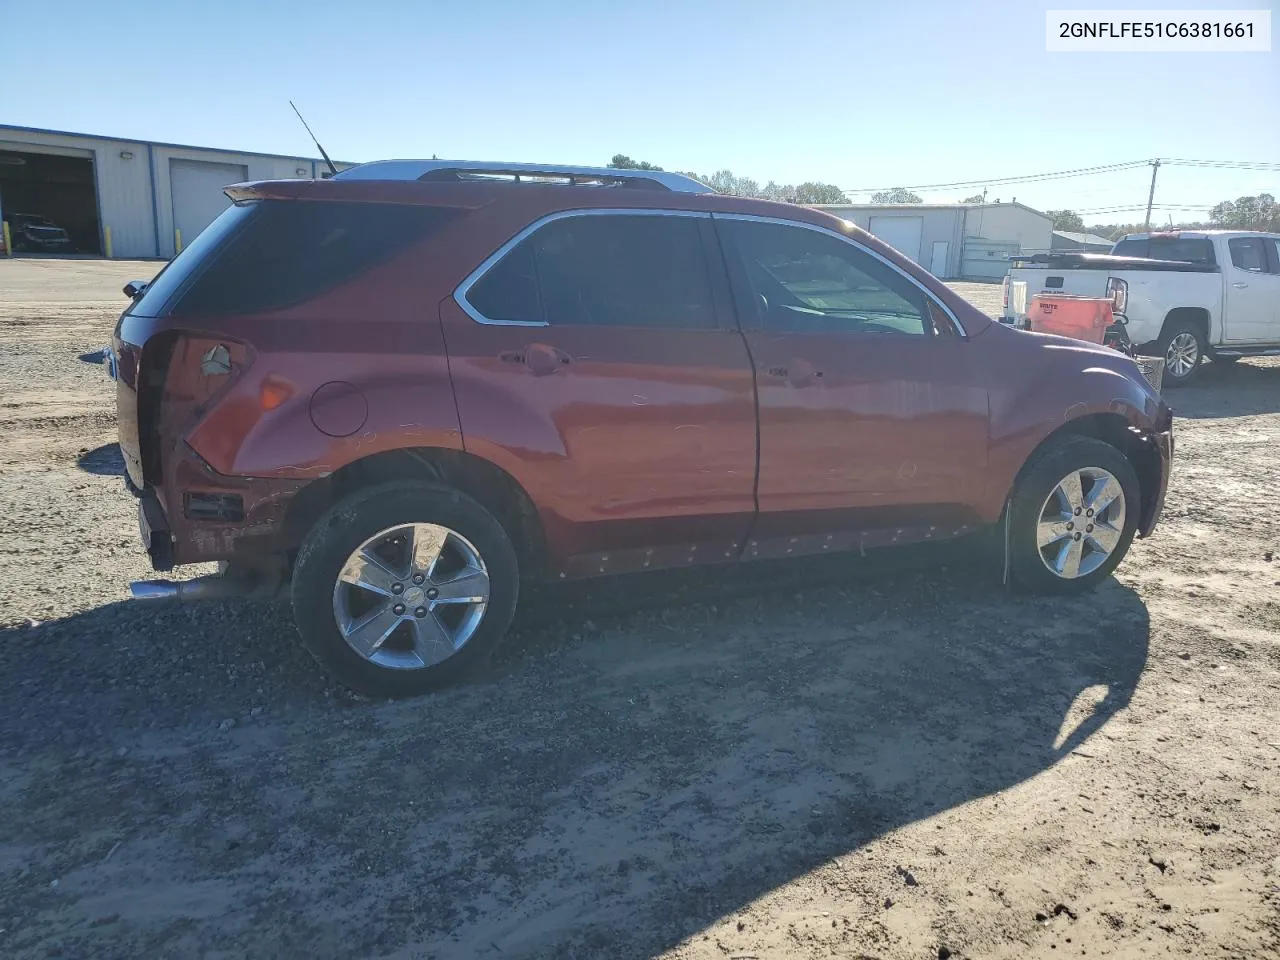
[75,441,125,476]
[1168,359,1280,419]
[0,545,1149,960]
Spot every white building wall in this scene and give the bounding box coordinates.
[963,204,1053,252]
[817,206,966,278]
[0,125,343,259]
[151,147,318,257]
[0,127,154,258]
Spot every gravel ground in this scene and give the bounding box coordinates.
[1,259,1277,959]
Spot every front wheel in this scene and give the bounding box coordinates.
[291,481,519,697]
[1008,436,1140,595]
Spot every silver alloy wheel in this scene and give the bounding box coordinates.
[1036,467,1126,579]
[1165,331,1200,379]
[331,522,490,670]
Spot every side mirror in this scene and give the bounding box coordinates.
[123,280,148,299]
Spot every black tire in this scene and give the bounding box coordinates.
[1157,317,1207,387]
[1008,436,1140,595]
[291,480,519,697]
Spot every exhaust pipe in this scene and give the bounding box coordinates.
[129,572,255,602]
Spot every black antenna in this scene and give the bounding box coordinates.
[289,101,338,177]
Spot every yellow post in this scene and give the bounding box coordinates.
[103,225,113,259]
[2,220,11,256]
[174,229,183,255]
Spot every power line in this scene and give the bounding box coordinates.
[840,160,1149,194]
[839,157,1278,196]
[1164,159,1280,171]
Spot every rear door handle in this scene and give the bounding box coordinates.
[1232,281,1249,289]
[766,365,788,378]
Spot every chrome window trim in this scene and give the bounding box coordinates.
[712,213,969,339]
[454,208,713,328]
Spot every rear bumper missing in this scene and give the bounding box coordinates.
[129,441,306,571]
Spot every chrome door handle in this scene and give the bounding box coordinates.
[1232,282,1249,289]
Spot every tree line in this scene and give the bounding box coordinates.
[609,155,847,204]
[1046,195,1277,239]
[609,156,1277,240]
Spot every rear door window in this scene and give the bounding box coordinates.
[464,213,719,329]
[1228,236,1269,273]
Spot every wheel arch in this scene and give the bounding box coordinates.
[1161,306,1211,344]
[1008,412,1162,535]
[281,447,548,580]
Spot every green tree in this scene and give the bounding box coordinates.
[606,157,844,203]
[1046,210,1086,232]
[792,181,847,204]
[869,187,922,204]
[962,192,986,204]
[609,154,664,171]
[1210,193,1278,231]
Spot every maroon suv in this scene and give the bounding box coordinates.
[112,160,1173,697]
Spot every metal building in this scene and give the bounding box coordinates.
[812,201,1053,280]
[1050,229,1114,253]
[0,124,351,259]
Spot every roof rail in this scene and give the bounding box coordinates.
[332,159,713,194]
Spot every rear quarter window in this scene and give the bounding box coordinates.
[135,200,457,318]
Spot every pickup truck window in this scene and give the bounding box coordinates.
[1111,237,1216,265]
[1228,237,1269,273]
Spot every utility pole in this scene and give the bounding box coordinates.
[1143,159,1161,230]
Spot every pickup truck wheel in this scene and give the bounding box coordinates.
[1159,320,1206,386]
[1009,437,1139,595]
[291,481,519,698]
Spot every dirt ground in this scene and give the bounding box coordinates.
[0,258,1277,960]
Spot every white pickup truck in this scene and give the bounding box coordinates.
[1002,231,1280,385]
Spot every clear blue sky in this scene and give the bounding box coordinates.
[3,0,1276,225]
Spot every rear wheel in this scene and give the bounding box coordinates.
[1009,436,1139,595]
[1158,318,1206,387]
[291,481,519,697]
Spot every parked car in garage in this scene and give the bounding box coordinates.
[1002,231,1280,385]
[109,161,1173,697]
[3,212,74,253]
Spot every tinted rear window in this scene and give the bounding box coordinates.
[127,202,256,317]
[132,200,455,317]
[1111,237,1216,265]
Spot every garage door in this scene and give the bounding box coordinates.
[868,216,923,263]
[170,159,248,250]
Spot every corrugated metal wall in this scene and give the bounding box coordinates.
[0,125,336,259]
[819,206,966,278]
[962,204,1053,253]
